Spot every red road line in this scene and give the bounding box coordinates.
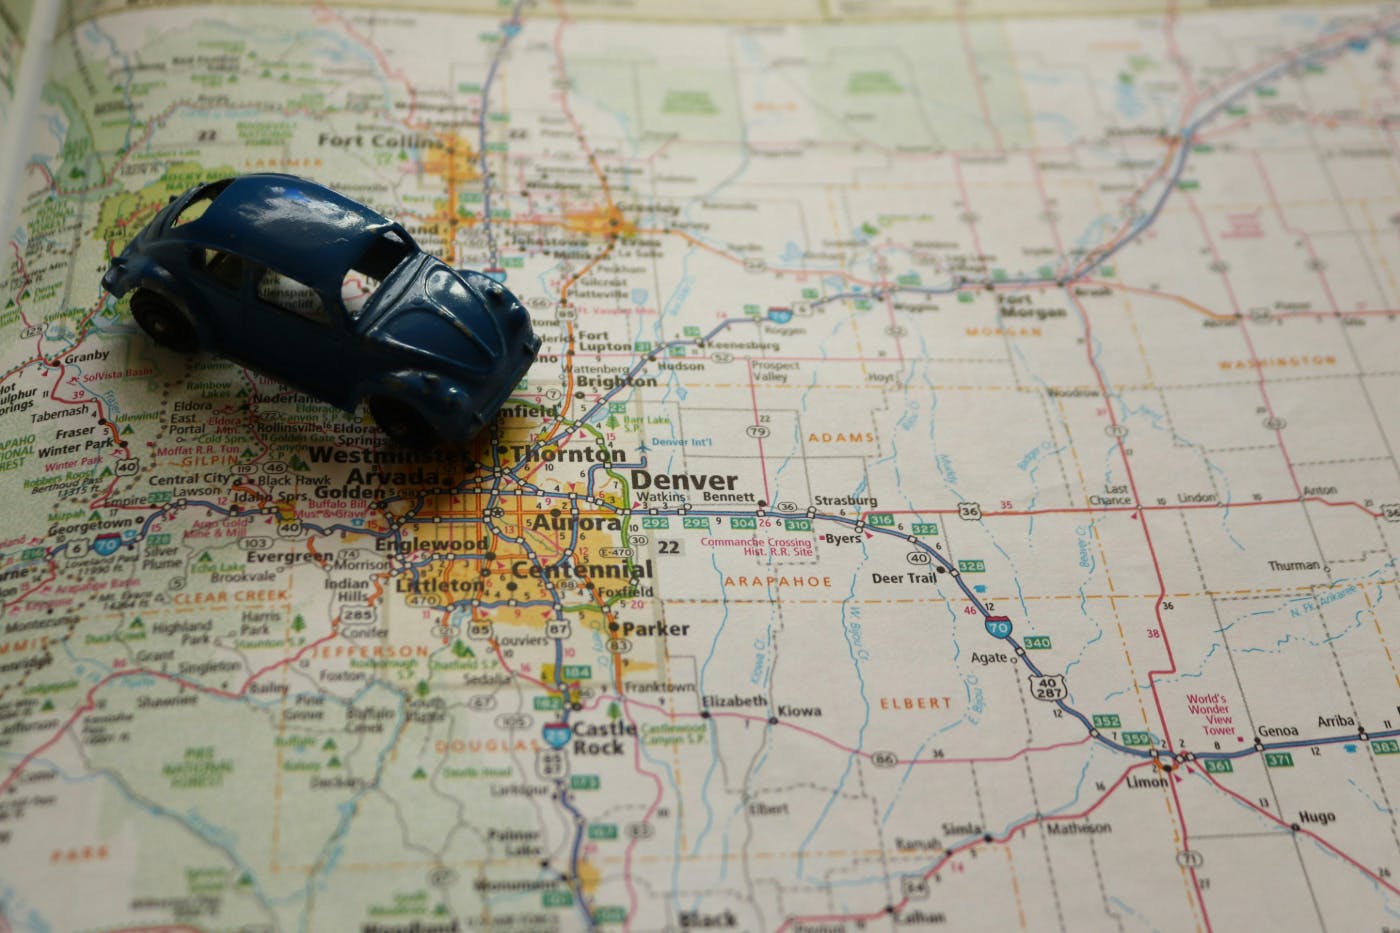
[1181,189,1305,500]
[0,630,339,795]
[1174,14,1400,130]
[313,2,423,128]
[620,701,664,933]
[1252,152,1343,315]
[620,695,1093,766]
[865,496,1384,520]
[774,761,1156,932]
[746,358,771,504]
[478,647,1097,768]
[1,561,56,613]
[950,155,988,270]
[1067,287,1211,929]
[1197,767,1400,898]
[954,5,1004,152]
[1166,774,1208,929]
[1163,0,1199,101]
[1066,291,1179,726]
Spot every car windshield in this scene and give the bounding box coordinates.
[342,230,414,318]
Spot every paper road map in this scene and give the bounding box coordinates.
[6,0,1400,929]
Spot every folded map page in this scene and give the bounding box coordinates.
[0,1,25,119]
[0,0,35,163]
[4,0,1400,929]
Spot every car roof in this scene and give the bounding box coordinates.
[176,174,407,293]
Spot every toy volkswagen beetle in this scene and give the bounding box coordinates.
[102,173,540,448]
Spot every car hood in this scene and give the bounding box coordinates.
[364,259,531,376]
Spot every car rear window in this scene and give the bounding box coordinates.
[343,230,413,318]
[171,179,233,228]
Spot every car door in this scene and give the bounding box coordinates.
[225,265,358,407]
[185,245,249,346]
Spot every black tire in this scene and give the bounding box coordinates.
[131,289,198,352]
[369,396,439,449]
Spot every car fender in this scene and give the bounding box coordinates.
[357,369,487,443]
[120,259,213,348]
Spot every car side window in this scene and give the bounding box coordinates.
[343,230,413,319]
[257,268,328,324]
[195,248,244,290]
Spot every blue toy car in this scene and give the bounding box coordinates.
[102,173,540,448]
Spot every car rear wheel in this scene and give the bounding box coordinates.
[369,397,439,449]
[131,289,198,352]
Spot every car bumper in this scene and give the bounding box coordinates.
[101,257,128,296]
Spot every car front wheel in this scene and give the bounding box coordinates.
[131,289,198,352]
[368,397,439,449]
